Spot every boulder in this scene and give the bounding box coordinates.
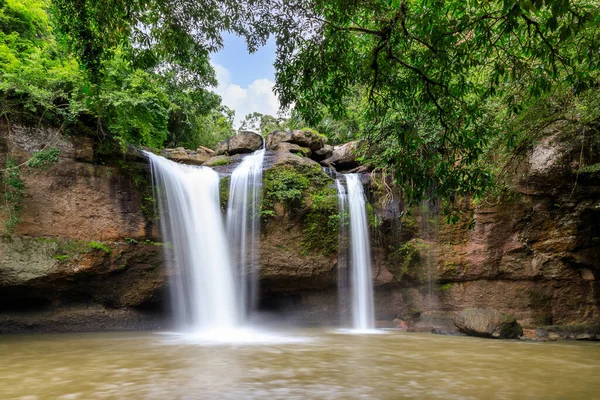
[272,142,311,157]
[265,129,326,152]
[321,140,363,170]
[272,150,321,169]
[215,131,263,155]
[454,308,523,339]
[312,144,334,161]
[203,155,230,167]
[161,147,212,165]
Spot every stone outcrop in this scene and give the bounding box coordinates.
[535,324,600,341]
[215,131,263,155]
[322,140,363,170]
[0,117,598,336]
[0,123,166,332]
[162,147,214,165]
[454,308,523,339]
[265,129,327,152]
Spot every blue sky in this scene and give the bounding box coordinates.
[210,33,280,127]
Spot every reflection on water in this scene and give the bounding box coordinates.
[0,329,599,399]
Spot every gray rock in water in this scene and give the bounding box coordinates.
[215,131,263,155]
[454,308,523,339]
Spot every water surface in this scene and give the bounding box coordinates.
[1,329,598,399]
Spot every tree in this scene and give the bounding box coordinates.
[240,112,289,136]
[1,0,237,150]
[269,0,600,202]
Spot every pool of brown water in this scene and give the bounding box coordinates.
[0,328,598,399]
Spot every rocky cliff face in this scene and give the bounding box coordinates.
[0,123,166,332]
[0,122,597,335]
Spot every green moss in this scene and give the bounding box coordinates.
[262,163,338,255]
[388,239,430,283]
[400,212,418,237]
[580,162,600,174]
[87,241,111,253]
[220,176,230,210]
[53,254,70,262]
[262,166,311,214]
[210,158,230,167]
[365,202,381,228]
[301,187,339,255]
[299,127,328,141]
[117,160,156,222]
[438,282,453,292]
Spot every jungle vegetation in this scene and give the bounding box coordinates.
[2,0,599,202]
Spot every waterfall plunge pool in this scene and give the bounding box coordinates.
[1,328,599,399]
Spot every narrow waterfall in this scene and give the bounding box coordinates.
[226,148,265,318]
[145,152,241,332]
[345,174,376,330]
[336,179,350,325]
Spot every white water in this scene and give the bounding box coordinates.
[226,148,265,317]
[335,179,350,326]
[145,152,241,332]
[345,174,376,330]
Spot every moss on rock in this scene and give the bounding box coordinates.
[262,163,339,255]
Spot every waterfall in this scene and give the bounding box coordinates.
[145,152,241,332]
[226,148,265,318]
[345,174,375,330]
[336,179,350,326]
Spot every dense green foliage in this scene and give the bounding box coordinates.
[0,0,235,150]
[302,187,339,255]
[262,164,338,254]
[269,0,600,202]
[240,112,289,136]
[3,0,600,205]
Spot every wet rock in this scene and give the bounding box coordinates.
[536,324,600,341]
[454,308,523,339]
[215,131,263,155]
[312,144,334,161]
[204,155,230,167]
[161,147,213,165]
[272,142,312,157]
[321,140,364,170]
[265,129,326,152]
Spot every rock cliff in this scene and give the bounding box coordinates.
[0,123,597,337]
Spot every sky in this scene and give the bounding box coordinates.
[210,33,281,128]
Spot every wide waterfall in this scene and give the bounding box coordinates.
[145,152,241,332]
[226,148,265,318]
[345,174,376,330]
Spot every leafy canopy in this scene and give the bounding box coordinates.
[268,0,600,202]
[0,0,235,149]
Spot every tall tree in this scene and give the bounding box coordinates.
[270,0,600,201]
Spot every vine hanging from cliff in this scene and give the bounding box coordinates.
[1,148,60,234]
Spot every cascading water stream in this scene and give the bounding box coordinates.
[226,148,265,318]
[145,152,241,333]
[336,179,350,325]
[344,174,376,330]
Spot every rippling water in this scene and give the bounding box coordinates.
[1,329,598,399]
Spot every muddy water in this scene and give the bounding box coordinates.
[0,329,598,399]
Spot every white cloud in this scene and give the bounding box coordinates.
[211,62,281,128]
